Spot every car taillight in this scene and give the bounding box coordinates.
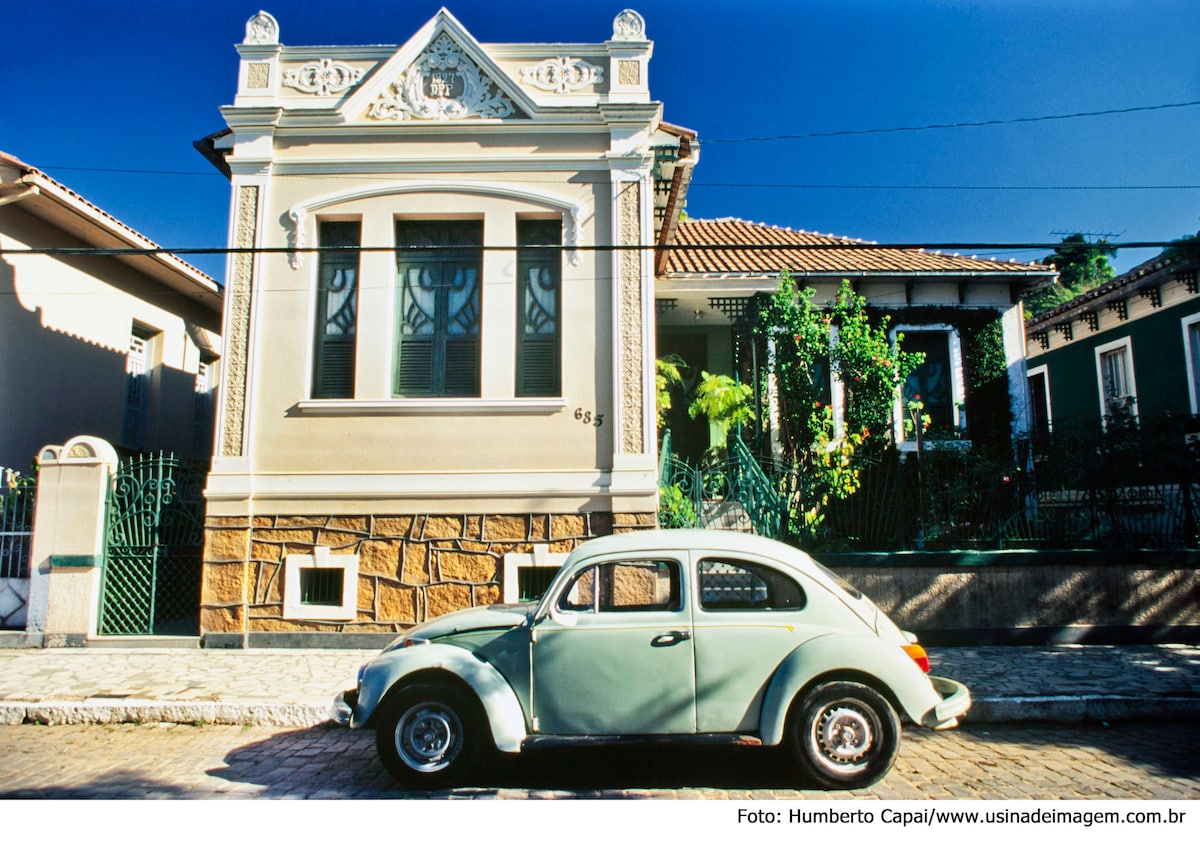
[903,643,930,673]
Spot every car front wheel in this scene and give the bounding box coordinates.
[789,680,900,789]
[375,682,484,788]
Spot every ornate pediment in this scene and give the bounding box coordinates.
[367,33,520,121]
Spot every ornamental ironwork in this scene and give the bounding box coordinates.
[100,454,206,635]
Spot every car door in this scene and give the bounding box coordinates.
[690,551,822,733]
[530,552,696,736]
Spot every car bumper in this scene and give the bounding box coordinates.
[332,688,359,727]
[924,675,971,729]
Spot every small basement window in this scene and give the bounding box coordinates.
[284,547,359,621]
[503,546,568,603]
[299,568,345,606]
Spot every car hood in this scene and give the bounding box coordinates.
[384,603,536,650]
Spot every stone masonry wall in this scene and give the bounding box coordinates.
[201,511,656,637]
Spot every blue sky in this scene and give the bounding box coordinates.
[3,0,1197,279]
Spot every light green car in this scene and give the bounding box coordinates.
[335,529,970,789]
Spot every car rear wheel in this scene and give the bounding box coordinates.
[375,682,485,788]
[789,681,900,789]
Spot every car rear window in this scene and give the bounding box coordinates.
[698,558,805,611]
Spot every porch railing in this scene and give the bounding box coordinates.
[658,432,787,539]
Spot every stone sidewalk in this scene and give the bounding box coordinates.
[0,642,1197,727]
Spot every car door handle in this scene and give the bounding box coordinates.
[651,630,691,647]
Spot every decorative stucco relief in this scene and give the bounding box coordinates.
[222,185,259,458]
[246,63,271,89]
[368,34,516,121]
[521,57,604,94]
[244,11,279,45]
[619,181,645,455]
[283,59,364,96]
[612,9,646,40]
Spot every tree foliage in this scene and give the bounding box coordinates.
[1024,234,1117,317]
[755,273,923,536]
[688,371,755,449]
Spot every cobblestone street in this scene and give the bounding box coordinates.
[1,721,1197,799]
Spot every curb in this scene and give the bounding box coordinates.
[4,696,1200,728]
[968,695,1200,723]
[0,700,335,728]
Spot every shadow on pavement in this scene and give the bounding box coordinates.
[207,724,807,797]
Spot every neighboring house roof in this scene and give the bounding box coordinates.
[1025,251,1199,335]
[663,217,1053,279]
[0,151,222,326]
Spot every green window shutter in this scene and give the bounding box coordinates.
[313,221,361,399]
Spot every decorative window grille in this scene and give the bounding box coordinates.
[299,567,344,606]
[394,221,482,396]
[516,218,562,397]
[312,220,361,398]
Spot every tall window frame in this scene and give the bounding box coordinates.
[1182,312,1200,414]
[516,217,562,397]
[311,219,361,399]
[1026,364,1052,440]
[393,220,484,397]
[1094,336,1138,424]
[890,324,965,447]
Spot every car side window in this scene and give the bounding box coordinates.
[698,558,806,611]
[558,559,682,613]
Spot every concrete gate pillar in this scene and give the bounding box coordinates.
[26,436,119,647]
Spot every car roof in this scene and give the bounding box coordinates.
[566,528,813,567]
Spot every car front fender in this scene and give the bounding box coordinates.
[353,643,527,753]
[758,633,951,745]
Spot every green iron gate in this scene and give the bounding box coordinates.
[99,454,205,635]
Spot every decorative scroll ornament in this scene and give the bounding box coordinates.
[521,57,604,94]
[244,11,279,45]
[612,9,646,40]
[283,59,364,96]
[368,34,516,121]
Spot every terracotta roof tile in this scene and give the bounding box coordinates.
[663,218,1048,276]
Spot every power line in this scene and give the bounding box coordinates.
[705,100,1200,144]
[693,182,1200,192]
[0,240,1181,259]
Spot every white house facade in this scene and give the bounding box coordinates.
[196,10,693,645]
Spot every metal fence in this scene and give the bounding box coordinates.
[659,422,1200,552]
[1,468,36,579]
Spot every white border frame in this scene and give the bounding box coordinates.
[283,546,359,621]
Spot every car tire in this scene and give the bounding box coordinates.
[375,682,486,788]
[789,680,901,789]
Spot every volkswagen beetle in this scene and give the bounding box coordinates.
[334,529,969,789]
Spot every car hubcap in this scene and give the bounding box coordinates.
[812,703,874,768]
[396,703,462,772]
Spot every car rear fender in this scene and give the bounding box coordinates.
[758,633,944,745]
[354,643,527,753]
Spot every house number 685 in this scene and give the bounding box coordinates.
[574,408,604,427]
